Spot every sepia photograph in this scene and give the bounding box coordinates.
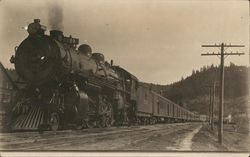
[0,0,249,156]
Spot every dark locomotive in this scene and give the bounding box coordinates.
[9,19,204,131]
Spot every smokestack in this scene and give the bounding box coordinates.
[50,30,63,41]
[48,3,64,31]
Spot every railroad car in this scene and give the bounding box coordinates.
[134,83,200,125]
[152,91,176,123]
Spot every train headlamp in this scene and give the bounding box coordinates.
[27,19,47,35]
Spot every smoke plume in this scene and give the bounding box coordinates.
[48,3,64,31]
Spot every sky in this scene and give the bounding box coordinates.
[0,0,249,85]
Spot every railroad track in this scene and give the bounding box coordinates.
[0,122,201,150]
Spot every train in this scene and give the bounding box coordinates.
[8,19,206,131]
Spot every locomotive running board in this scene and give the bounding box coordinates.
[12,105,45,131]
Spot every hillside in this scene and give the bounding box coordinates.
[162,63,249,116]
[143,63,249,117]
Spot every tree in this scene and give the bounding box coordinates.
[230,62,236,67]
[181,76,184,81]
[192,69,195,75]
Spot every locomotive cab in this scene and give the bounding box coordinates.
[113,66,138,100]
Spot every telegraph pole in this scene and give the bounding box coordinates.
[201,43,244,144]
[205,82,217,130]
[205,83,213,125]
[211,81,216,131]
[209,85,212,125]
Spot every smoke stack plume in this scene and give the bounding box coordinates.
[48,3,64,31]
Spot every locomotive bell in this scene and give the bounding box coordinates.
[92,53,105,63]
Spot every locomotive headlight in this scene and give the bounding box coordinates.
[40,56,45,60]
[21,26,28,30]
[28,23,40,35]
[27,19,46,35]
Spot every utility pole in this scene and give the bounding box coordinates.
[211,81,216,131]
[201,43,244,144]
[205,83,213,125]
[209,84,212,125]
[205,82,217,130]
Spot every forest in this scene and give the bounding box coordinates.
[146,63,249,117]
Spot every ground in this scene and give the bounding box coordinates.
[0,122,249,151]
[192,123,250,151]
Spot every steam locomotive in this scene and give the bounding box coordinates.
[9,19,203,131]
